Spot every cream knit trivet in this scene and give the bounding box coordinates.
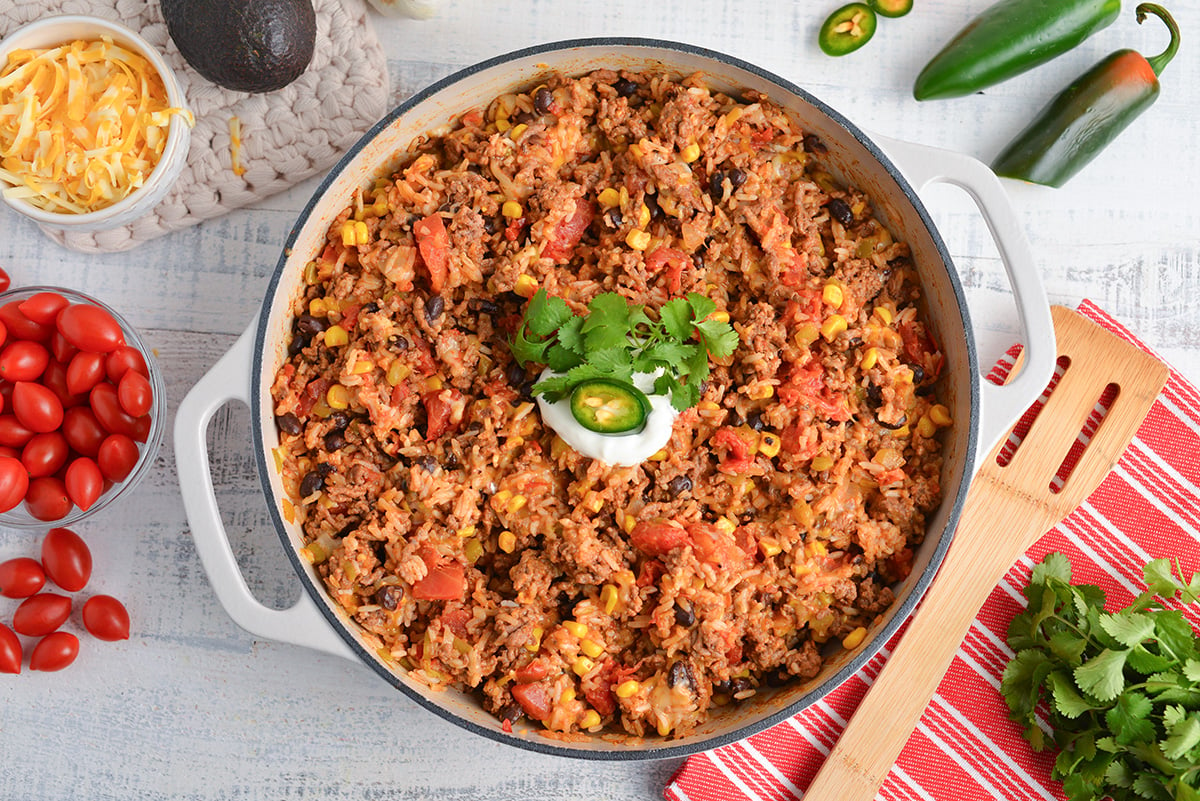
[0,0,389,253]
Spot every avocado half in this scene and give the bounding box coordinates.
[161,0,317,93]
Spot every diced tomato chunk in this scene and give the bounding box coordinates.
[645,246,689,294]
[781,420,820,458]
[883,546,915,583]
[439,606,471,638]
[686,522,750,572]
[582,658,620,716]
[635,559,665,588]
[514,659,549,683]
[541,199,594,262]
[411,547,465,600]
[413,214,450,292]
[422,388,464,440]
[629,520,690,557]
[899,321,944,379]
[711,427,756,474]
[778,362,850,421]
[296,377,330,417]
[511,682,553,722]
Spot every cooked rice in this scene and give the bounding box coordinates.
[269,69,948,740]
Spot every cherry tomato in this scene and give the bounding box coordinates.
[12,592,72,636]
[24,476,72,521]
[82,594,130,641]
[0,340,50,382]
[97,434,139,482]
[0,556,46,598]
[131,413,151,444]
[41,527,92,591]
[0,454,29,512]
[0,319,6,351]
[29,631,79,672]
[117,369,153,417]
[105,346,149,382]
[21,431,70,478]
[0,445,18,459]
[13,381,64,433]
[0,268,10,293]
[89,382,138,437]
[18,292,69,325]
[66,351,106,395]
[0,301,52,342]
[64,457,103,512]
[49,330,78,365]
[39,360,86,409]
[0,414,35,448]
[62,406,106,457]
[0,623,20,674]
[56,304,125,353]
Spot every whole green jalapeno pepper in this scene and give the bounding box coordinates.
[992,4,1180,187]
[913,0,1121,100]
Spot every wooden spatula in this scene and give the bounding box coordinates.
[804,306,1170,800]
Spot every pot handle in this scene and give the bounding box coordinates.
[174,322,357,662]
[876,136,1056,453]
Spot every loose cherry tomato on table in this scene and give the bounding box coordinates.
[41,527,92,592]
[82,595,130,641]
[0,623,20,674]
[12,592,72,636]
[65,457,104,511]
[97,434,139,482]
[56,304,125,353]
[24,476,72,521]
[105,346,149,382]
[13,381,65,433]
[62,406,106,457]
[0,454,29,512]
[29,631,79,672]
[66,351,107,395]
[117,370,153,417]
[17,292,69,325]
[0,341,50,382]
[0,302,52,342]
[0,557,46,598]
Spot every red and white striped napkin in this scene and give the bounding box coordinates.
[665,300,1200,801]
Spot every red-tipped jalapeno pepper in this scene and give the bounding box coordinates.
[992,4,1180,188]
[913,0,1121,100]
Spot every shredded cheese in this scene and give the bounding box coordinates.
[229,115,246,177]
[0,36,194,214]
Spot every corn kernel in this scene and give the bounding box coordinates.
[917,415,937,439]
[637,203,651,228]
[929,404,953,427]
[657,719,672,737]
[560,688,576,705]
[386,361,411,386]
[495,115,511,133]
[709,310,730,323]
[842,626,867,650]
[758,432,781,458]
[820,314,848,342]
[424,376,443,392]
[697,400,720,412]
[874,305,894,325]
[572,656,595,676]
[598,187,621,208]
[626,228,651,251]
[498,530,517,553]
[509,123,528,139]
[514,274,538,298]
[808,540,828,558]
[861,347,879,371]
[341,221,356,246]
[502,200,523,218]
[494,489,513,505]
[810,454,834,472]
[563,620,588,638]
[326,384,351,410]
[822,283,844,309]
[759,539,782,558]
[580,710,602,729]
[526,626,543,652]
[893,424,911,438]
[580,639,604,659]
[464,538,484,564]
[583,490,604,513]
[648,449,668,461]
[748,383,774,400]
[615,680,640,698]
[715,517,736,536]
[354,221,370,246]
[794,323,820,347]
[681,142,701,163]
[308,298,328,317]
[508,494,527,513]
[350,358,373,374]
[622,513,637,535]
[303,261,319,285]
[601,584,619,615]
[324,324,349,347]
[457,525,477,538]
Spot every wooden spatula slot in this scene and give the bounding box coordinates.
[1050,382,1119,494]
[995,354,1070,468]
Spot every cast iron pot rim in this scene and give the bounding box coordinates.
[250,36,980,761]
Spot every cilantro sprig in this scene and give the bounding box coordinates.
[509,289,739,412]
[1002,552,1200,801]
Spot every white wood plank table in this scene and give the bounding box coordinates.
[2,1,1198,798]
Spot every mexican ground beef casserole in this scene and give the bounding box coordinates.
[269,69,950,739]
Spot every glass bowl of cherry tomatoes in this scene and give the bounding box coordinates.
[0,287,164,528]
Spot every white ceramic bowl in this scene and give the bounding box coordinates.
[0,15,191,231]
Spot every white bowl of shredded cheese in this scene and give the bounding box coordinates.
[0,15,194,230]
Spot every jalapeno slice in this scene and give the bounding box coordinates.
[569,380,651,434]
[819,3,878,56]
[870,0,912,18]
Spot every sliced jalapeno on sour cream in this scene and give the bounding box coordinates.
[569,380,651,434]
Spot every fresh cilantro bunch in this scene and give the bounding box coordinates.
[509,289,739,411]
[1002,552,1200,801]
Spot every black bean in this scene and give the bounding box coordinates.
[328,411,350,430]
[712,678,733,695]
[425,294,445,322]
[469,298,499,315]
[708,170,726,202]
[730,678,753,696]
[483,215,500,235]
[746,410,765,432]
[727,168,746,189]
[828,198,854,227]
[506,361,527,389]
[376,585,404,611]
[803,133,827,155]
[764,669,790,688]
[296,314,326,337]
[877,413,908,431]
[323,430,346,451]
[644,192,662,220]
[416,455,439,474]
[337,521,360,538]
[667,475,692,496]
[668,660,696,690]
[275,413,302,435]
[501,290,525,306]
[613,76,638,97]
[534,87,554,114]
[316,462,335,477]
[916,383,937,397]
[498,702,525,726]
[361,302,380,315]
[604,207,623,228]
[673,600,695,627]
[287,335,307,357]
[692,251,705,270]
[513,110,536,125]
[299,471,324,497]
[444,453,461,471]
[909,364,926,384]
[866,383,883,407]
[389,334,410,350]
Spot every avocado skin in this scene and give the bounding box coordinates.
[161,0,317,93]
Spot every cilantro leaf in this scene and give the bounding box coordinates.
[1034,551,1074,585]
[546,343,584,373]
[660,298,693,341]
[556,316,586,355]
[695,319,740,359]
[525,289,574,338]
[685,292,716,321]
[1100,611,1156,648]
[1106,692,1154,745]
[1050,671,1095,718]
[510,324,551,366]
[1075,649,1129,702]
[1163,714,1200,761]
[1185,659,1200,683]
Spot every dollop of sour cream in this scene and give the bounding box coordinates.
[536,370,679,466]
